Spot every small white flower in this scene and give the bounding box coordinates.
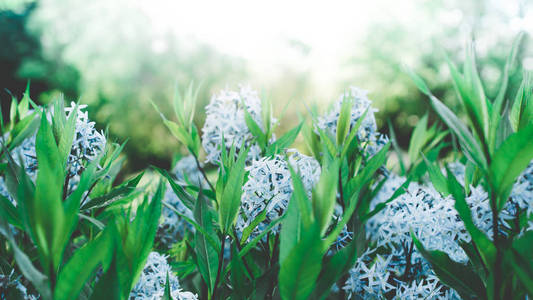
[10,103,106,182]
[130,252,198,300]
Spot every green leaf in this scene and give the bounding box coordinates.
[463,42,489,140]
[279,223,324,300]
[340,108,370,160]
[111,183,163,298]
[18,82,31,118]
[510,71,533,132]
[162,272,172,300]
[244,107,266,148]
[279,181,303,265]
[54,228,114,300]
[422,153,449,196]
[89,253,122,300]
[508,231,533,296]
[489,124,533,211]
[430,94,487,170]
[0,194,22,228]
[162,201,219,251]
[218,147,248,233]
[7,111,40,150]
[0,220,52,300]
[404,65,432,96]
[230,244,251,300]
[57,101,78,169]
[154,166,196,210]
[240,207,267,244]
[221,216,285,280]
[408,113,429,164]
[81,171,144,210]
[311,160,339,235]
[34,111,67,272]
[312,238,359,300]
[266,121,303,156]
[411,232,487,300]
[194,190,219,293]
[387,119,406,175]
[491,33,523,150]
[336,94,352,145]
[405,67,488,169]
[447,168,495,268]
[287,164,312,228]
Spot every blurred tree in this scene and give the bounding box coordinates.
[0,1,80,115]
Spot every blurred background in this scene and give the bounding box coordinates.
[1,0,532,176]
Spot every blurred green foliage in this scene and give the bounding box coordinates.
[0,0,531,177]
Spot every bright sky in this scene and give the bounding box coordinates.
[137,0,425,94]
[136,0,532,93]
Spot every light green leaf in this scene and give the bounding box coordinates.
[311,160,339,235]
[218,147,248,233]
[489,124,533,211]
[54,228,114,300]
[266,121,303,156]
[279,223,324,300]
[34,111,67,272]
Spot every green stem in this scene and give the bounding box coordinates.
[211,235,227,300]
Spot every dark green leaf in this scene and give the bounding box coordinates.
[411,232,486,300]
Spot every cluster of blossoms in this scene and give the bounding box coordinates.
[344,158,533,298]
[316,87,388,158]
[0,271,38,300]
[10,103,105,180]
[130,252,197,300]
[201,86,275,164]
[343,248,459,299]
[0,103,106,203]
[345,175,463,299]
[236,151,320,238]
[367,177,468,262]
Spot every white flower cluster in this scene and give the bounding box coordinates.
[343,175,463,298]
[367,179,468,263]
[316,87,387,158]
[11,103,106,182]
[202,86,274,164]
[130,252,198,300]
[346,159,533,298]
[236,151,320,238]
[343,248,460,299]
